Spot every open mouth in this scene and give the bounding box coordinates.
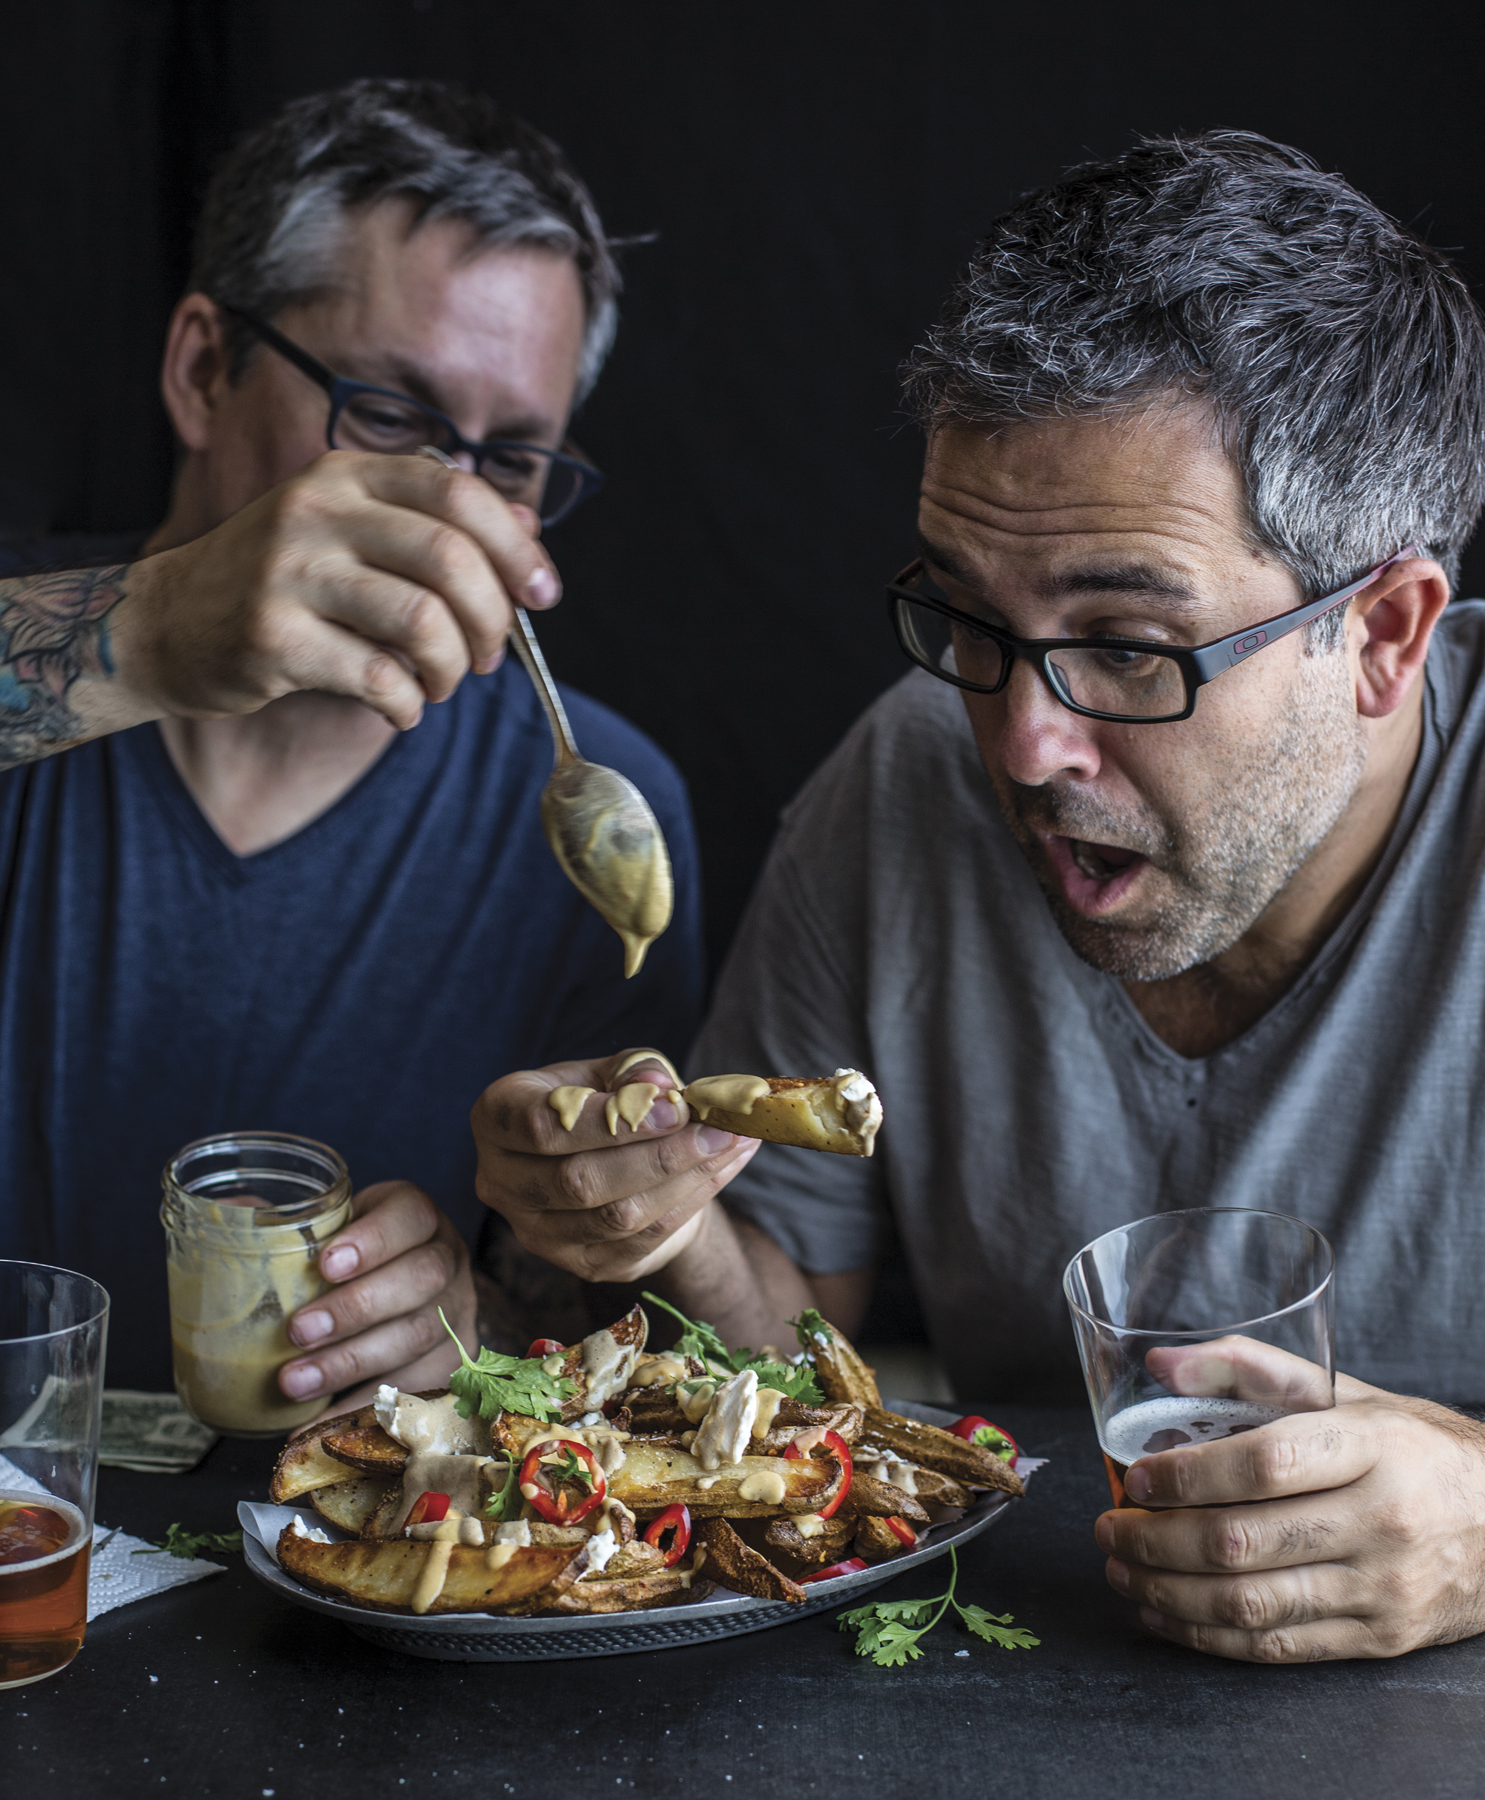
[1039,832,1149,915]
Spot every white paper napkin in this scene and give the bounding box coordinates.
[1,1451,224,1622]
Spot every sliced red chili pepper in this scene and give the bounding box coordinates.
[518,1438,606,1525]
[883,1514,918,1548]
[404,1490,451,1528]
[799,1556,868,1584]
[950,1414,1019,1463]
[642,1502,692,1568]
[526,1338,565,1359]
[784,1428,854,1519]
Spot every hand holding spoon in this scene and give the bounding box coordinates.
[417,446,673,976]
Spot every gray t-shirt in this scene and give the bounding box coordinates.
[694,602,1485,1404]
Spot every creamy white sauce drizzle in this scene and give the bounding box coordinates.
[548,1085,596,1132]
[751,1387,785,1438]
[580,1325,644,1408]
[737,1470,787,1504]
[683,1074,771,1119]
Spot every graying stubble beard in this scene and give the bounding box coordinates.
[993,655,1370,981]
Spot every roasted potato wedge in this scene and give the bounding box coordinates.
[556,1304,650,1419]
[270,1411,365,1502]
[682,1073,880,1157]
[764,1514,855,1568]
[889,1465,971,1510]
[695,1519,805,1604]
[321,1414,409,1475]
[854,1515,917,1562]
[540,1569,702,1614]
[756,1402,865,1455]
[810,1322,883,1409]
[592,1539,666,1580]
[610,1442,841,1518]
[276,1531,582,1615]
[840,1475,930,1523]
[310,1476,392,1536]
[861,1407,1023,1494]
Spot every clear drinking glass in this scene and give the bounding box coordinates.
[1063,1208,1335,1508]
[0,1262,109,1688]
[161,1132,352,1438]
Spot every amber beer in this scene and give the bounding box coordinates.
[0,1492,90,1687]
[1098,1396,1286,1508]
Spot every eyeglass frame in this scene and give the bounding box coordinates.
[886,542,1424,723]
[215,303,604,527]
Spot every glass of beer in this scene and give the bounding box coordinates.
[1063,1208,1334,1508]
[0,1262,109,1688]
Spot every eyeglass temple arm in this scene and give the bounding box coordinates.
[214,302,337,396]
[1189,544,1424,682]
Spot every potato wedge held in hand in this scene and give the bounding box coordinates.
[682,1071,882,1157]
[277,1531,581,1616]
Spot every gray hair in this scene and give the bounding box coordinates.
[189,78,619,403]
[902,131,1485,643]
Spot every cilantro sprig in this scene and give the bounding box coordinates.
[439,1309,577,1422]
[791,1307,833,1349]
[482,1462,521,1523]
[837,1548,1039,1667]
[641,1292,823,1404]
[132,1523,242,1561]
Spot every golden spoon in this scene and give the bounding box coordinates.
[418,447,673,976]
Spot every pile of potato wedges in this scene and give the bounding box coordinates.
[268,1305,1023,1618]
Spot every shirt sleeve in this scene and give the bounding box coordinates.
[689,798,886,1277]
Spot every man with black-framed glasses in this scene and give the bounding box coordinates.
[0,81,702,1411]
[473,133,1485,1664]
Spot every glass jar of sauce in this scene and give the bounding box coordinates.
[161,1133,351,1438]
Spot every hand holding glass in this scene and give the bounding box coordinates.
[1063,1208,1335,1507]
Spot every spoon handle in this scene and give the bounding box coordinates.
[508,606,581,768]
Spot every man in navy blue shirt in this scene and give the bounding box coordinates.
[0,80,704,1399]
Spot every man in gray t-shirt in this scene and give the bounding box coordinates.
[471,133,1485,1662]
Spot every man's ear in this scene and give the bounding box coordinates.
[158,294,233,452]
[1349,557,1450,719]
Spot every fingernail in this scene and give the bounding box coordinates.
[1106,1557,1130,1594]
[321,1246,358,1280]
[281,1363,321,1398]
[1125,1464,1151,1503]
[291,1310,334,1345]
[648,1098,680,1131]
[1140,1607,1168,1634]
[473,651,504,675]
[696,1126,735,1156]
[1094,1515,1114,1553]
[526,567,560,607]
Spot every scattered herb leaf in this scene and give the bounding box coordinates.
[641,1294,823,1403]
[482,1462,521,1523]
[439,1309,576,1422]
[132,1523,242,1560]
[837,1548,1039,1667]
[790,1308,832,1349]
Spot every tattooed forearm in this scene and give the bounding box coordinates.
[0,565,130,769]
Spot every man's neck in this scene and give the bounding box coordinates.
[1122,683,1427,1058]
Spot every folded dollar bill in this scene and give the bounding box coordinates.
[100,1390,217,1474]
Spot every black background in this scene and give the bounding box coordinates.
[2,0,1482,962]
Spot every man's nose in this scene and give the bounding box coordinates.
[989,658,1103,785]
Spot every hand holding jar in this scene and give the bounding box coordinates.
[162,1134,476,1437]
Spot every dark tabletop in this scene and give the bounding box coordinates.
[10,1403,1485,1800]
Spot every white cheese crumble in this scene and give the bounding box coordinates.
[289,1517,330,1543]
[586,1527,618,1573]
[373,1385,400,1433]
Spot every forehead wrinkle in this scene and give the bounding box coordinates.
[917,530,1204,619]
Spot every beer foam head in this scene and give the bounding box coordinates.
[1101,1395,1287,1465]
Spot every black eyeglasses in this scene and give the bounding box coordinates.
[886,546,1420,724]
[218,304,604,527]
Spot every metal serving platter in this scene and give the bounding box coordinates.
[238,1400,1032,1663]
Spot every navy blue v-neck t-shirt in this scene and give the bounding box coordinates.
[0,661,703,1386]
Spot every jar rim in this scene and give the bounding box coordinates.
[164,1130,351,1219]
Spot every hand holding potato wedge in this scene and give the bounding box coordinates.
[471,1048,762,1283]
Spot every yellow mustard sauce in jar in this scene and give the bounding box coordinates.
[160,1132,351,1437]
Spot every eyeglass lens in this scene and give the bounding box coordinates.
[895,594,1189,720]
[332,392,580,519]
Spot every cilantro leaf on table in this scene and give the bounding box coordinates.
[837,1548,1039,1667]
[640,1294,824,1403]
[132,1523,242,1560]
[438,1309,576,1422]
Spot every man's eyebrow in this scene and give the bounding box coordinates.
[916,534,1200,612]
[350,354,554,442]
